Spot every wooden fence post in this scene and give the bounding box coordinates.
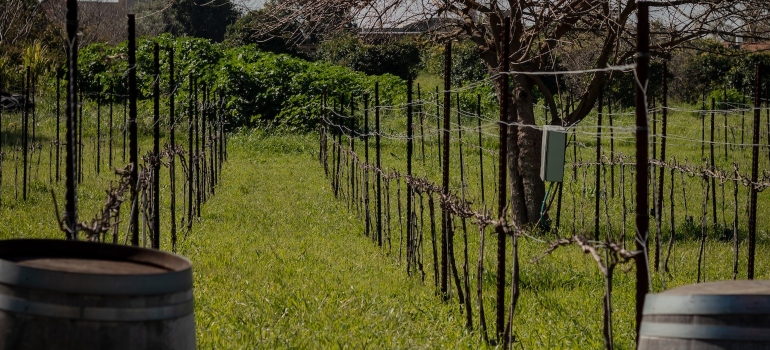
[595,90,602,241]
[437,86,442,169]
[364,93,371,240]
[109,84,114,169]
[23,66,29,201]
[496,18,511,343]
[634,2,651,343]
[56,73,61,182]
[710,98,717,227]
[64,0,79,239]
[128,14,139,246]
[169,45,177,252]
[418,84,425,166]
[187,74,194,231]
[406,77,414,274]
[441,40,452,301]
[152,42,160,249]
[376,82,382,247]
[748,63,761,280]
[655,62,668,273]
[96,84,102,174]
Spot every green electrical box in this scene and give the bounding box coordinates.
[540,126,567,182]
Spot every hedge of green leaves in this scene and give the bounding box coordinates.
[78,34,405,131]
[316,35,421,81]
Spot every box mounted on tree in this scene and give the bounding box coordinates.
[540,126,567,183]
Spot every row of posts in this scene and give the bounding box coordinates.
[318,23,514,343]
[63,4,227,251]
[318,7,682,346]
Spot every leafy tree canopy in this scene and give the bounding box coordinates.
[316,35,420,80]
[225,7,306,57]
[225,0,353,56]
[169,0,240,42]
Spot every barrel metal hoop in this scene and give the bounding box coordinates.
[644,294,770,315]
[640,322,770,341]
[0,294,194,322]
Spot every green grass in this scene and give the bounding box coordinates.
[0,98,486,348]
[321,93,770,348]
[2,88,770,349]
[182,132,483,348]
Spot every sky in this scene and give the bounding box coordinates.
[239,0,264,10]
[76,0,265,10]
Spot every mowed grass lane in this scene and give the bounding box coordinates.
[181,132,478,349]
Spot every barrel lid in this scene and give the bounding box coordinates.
[13,257,171,275]
[0,239,192,295]
[662,280,770,295]
[644,280,770,315]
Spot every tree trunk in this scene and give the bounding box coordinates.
[496,76,545,227]
[513,76,545,226]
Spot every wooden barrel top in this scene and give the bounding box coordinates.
[663,280,770,295]
[0,239,192,295]
[14,257,171,275]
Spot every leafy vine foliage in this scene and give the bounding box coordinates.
[316,35,421,80]
[78,35,405,132]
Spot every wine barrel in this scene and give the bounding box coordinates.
[639,280,770,350]
[0,239,195,350]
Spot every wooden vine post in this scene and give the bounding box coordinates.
[152,43,161,249]
[23,67,29,201]
[595,90,602,241]
[96,83,101,174]
[364,93,371,240]
[208,86,214,198]
[441,41,452,301]
[710,98,717,227]
[195,82,201,218]
[201,86,207,203]
[321,87,328,176]
[193,80,200,219]
[128,14,139,247]
[418,84,425,166]
[65,0,78,240]
[109,84,114,169]
[742,94,746,148]
[56,73,61,183]
[78,90,83,183]
[0,74,3,201]
[655,61,668,272]
[477,91,489,343]
[31,70,36,144]
[123,83,127,163]
[334,95,342,199]
[477,94,485,203]
[457,93,473,330]
[748,63,761,280]
[436,86,442,169]
[634,2,651,343]
[350,94,356,212]
[496,16,510,343]
[406,77,414,275]
[211,90,216,181]
[609,88,615,197]
[169,46,177,252]
[187,74,194,230]
[375,82,383,247]
[219,87,225,171]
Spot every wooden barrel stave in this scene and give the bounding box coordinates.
[0,313,196,350]
[639,280,770,350]
[0,239,196,350]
